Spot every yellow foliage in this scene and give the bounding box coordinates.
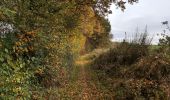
[69,5,106,54]
[69,30,86,55]
[13,31,37,55]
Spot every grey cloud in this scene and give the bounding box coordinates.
[108,0,170,44]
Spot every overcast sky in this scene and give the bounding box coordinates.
[108,0,170,44]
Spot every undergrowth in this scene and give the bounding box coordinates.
[91,32,170,99]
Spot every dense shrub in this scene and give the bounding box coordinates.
[92,47,170,99]
[0,1,77,99]
[93,42,149,74]
[114,79,168,100]
[0,33,42,99]
[91,32,170,99]
[128,55,170,80]
[0,28,72,99]
[158,33,170,57]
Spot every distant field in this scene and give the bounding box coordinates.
[149,45,161,49]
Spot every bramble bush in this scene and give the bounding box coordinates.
[91,32,170,99]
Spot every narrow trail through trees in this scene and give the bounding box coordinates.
[46,51,114,99]
[75,57,99,99]
[74,54,114,100]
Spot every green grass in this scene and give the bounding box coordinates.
[149,45,161,52]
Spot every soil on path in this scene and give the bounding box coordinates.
[74,55,114,100]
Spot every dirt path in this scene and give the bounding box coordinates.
[75,61,96,99]
[78,62,91,99]
[50,53,114,99]
[75,56,112,100]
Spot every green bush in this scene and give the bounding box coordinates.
[0,31,45,99]
[0,26,76,99]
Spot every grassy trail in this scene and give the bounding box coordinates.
[75,55,100,99]
[73,53,114,100]
[46,50,114,99]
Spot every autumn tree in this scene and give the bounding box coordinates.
[0,0,139,99]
